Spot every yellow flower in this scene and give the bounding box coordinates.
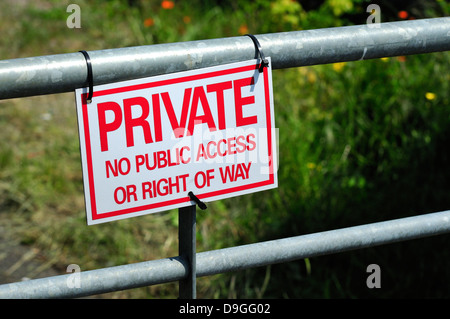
[307,70,316,84]
[332,62,346,72]
[425,92,436,100]
[380,57,389,62]
[307,162,316,170]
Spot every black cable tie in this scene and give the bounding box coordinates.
[245,34,269,73]
[79,50,94,103]
[188,191,207,210]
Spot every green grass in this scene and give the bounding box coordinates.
[0,0,449,298]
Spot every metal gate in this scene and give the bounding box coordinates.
[0,17,449,298]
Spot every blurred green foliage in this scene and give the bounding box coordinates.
[0,0,449,298]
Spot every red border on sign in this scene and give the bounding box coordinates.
[80,63,275,221]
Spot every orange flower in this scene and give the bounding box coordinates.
[144,17,154,27]
[161,0,174,9]
[397,56,406,62]
[398,11,408,19]
[238,24,248,35]
[183,16,191,24]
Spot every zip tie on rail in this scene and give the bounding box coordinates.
[245,34,269,73]
[79,50,94,103]
[188,191,207,210]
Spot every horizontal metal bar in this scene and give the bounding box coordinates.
[0,17,449,100]
[0,256,188,299]
[1,210,449,298]
[196,210,450,277]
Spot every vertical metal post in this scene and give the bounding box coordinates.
[178,204,197,299]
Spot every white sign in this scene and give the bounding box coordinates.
[75,59,277,225]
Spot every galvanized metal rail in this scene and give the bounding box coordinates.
[0,17,449,100]
[0,210,449,298]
